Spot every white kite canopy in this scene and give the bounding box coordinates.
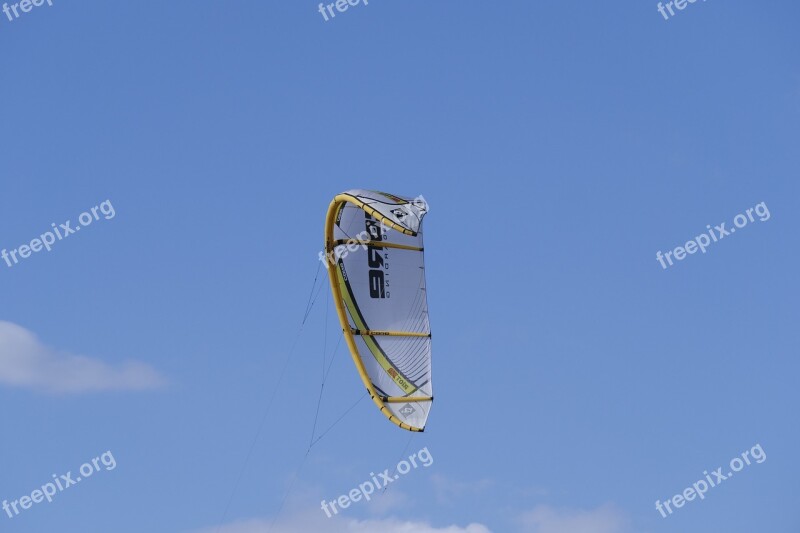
[324,190,432,432]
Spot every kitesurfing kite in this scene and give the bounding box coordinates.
[324,190,432,432]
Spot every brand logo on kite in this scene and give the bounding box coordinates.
[399,404,416,418]
[389,196,429,225]
[391,208,408,220]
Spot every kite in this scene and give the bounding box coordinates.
[323,190,433,432]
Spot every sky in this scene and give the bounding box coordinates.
[1,1,799,532]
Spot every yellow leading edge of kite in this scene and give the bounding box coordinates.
[324,193,425,432]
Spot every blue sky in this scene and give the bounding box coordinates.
[1,1,798,532]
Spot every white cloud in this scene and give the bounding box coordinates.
[0,321,165,393]
[520,504,629,533]
[194,515,493,533]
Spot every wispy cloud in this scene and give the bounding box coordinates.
[431,474,496,505]
[194,515,493,533]
[363,487,410,516]
[520,504,629,533]
[0,320,166,393]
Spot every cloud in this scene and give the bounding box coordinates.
[0,321,166,393]
[520,504,629,533]
[363,487,410,516]
[431,474,496,505]
[194,515,493,533]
